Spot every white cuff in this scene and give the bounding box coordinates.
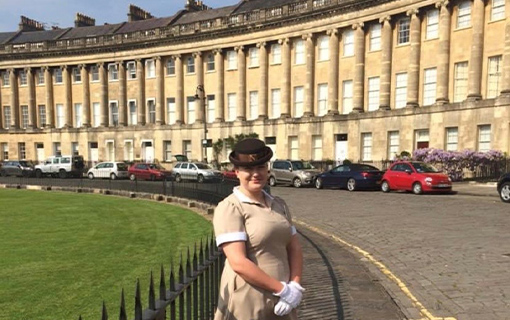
[291,226,297,235]
[216,232,247,246]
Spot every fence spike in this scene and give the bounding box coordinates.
[199,239,204,265]
[149,270,156,310]
[170,268,176,292]
[78,315,82,320]
[101,301,108,320]
[159,265,166,301]
[205,237,210,262]
[135,279,142,320]
[186,247,192,279]
[119,289,127,320]
[193,242,198,272]
[179,252,184,283]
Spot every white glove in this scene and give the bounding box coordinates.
[274,299,293,316]
[274,281,304,308]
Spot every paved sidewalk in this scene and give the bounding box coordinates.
[452,181,499,198]
[297,227,406,320]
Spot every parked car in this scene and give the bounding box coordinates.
[381,161,452,194]
[172,162,223,183]
[34,155,85,178]
[222,169,238,180]
[87,162,129,180]
[128,163,172,181]
[497,172,510,203]
[269,160,320,188]
[315,163,383,191]
[0,160,35,177]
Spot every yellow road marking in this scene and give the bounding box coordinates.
[295,219,457,320]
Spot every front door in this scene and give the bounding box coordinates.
[36,144,45,164]
[335,134,348,165]
[142,141,154,163]
[89,142,99,166]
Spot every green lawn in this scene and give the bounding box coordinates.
[0,189,213,320]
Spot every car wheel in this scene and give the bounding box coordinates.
[197,174,204,183]
[110,173,117,180]
[347,178,356,192]
[88,173,94,180]
[129,174,136,181]
[35,170,43,179]
[175,174,182,182]
[269,176,276,187]
[499,182,510,203]
[412,182,423,195]
[315,177,323,189]
[381,180,390,193]
[58,170,67,179]
[293,177,302,188]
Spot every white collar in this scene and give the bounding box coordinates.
[233,186,274,205]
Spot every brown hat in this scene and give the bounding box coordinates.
[229,138,273,167]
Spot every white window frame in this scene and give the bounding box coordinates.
[166,98,176,125]
[38,105,46,128]
[457,1,472,29]
[4,106,11,129]
[487,55,502,99]
[128,100,137,126]
[164,141,172,162]
[271,44,282,64]
[423,68,437,106]
[478,125,491,152]
[54,68,63,84]
[53,142,61,156]
[446,127,458,151]
[183,140,192,160]
[109,101,119,126]
[395,73,408,109]
[227,93,236,121]
[2,72,10,87]
[361,133,372,161]
[56,103,65,128]
[90,66,99,82]
[72,67,81,83]
[146,59,156,78]
[454,61,468,102]
[342,80,353,114]
[74,103,82,128]
[294,39,305,64]
[367,77,380,111]
[227,51,237,70]
[186,96,195,124]
[37,69,45,85]
[21,105,29,129]
[491,0,505,21]
[166,59,175,76]
[127,61,137,79]
[124,140,134,161]
[19,70,27,86]
[426,9,439,39]
[415,129,430,149]
[206,54,215,72]
[317,36,329,61]
[1,143,8,160]
[249,91,258,120]
[271,88,281,119]
[289,136,299,160]
[92,102,101,128]
[105,139,115,162]
[369,24,381,51]
[18,142,26,160]
[317,83,328,116]
[108,64,118,81]
[147,98,156,124]
[388,131,400,159]
[312,135,323,160]
[294,86,304,118]
[343,30,354,56]
[249,47,259,67]
[207,95,215,123]
[398,18,410,45]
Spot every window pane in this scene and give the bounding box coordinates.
[395,73,408,109]
[454,62,468,102]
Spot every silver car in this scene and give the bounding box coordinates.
[269,160,320,188]
[172,162,223,183]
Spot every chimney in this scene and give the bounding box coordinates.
[18,16,45,32]
[185,0,210,12]
[75,13,96,27]
[128,4,154,22]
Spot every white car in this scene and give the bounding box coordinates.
[87,162,129,180]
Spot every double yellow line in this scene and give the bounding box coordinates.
[295,219,457,320]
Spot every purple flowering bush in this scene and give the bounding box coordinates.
[412,148,506,181]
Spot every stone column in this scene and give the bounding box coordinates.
[194,52,205,123]
[327,28,340,114]
[352,23,365,113]
[117,61,127,126]
[155,56,165,125]
[379,16,392,110]
[502,1,510,95]
[467,0,485,100]
[9,69,19,129]
[213,50,224,122]
[175,55,184,124]
[278,38,291,119]
[26,67,36,128]
[236,46,246,121]
[44,67,54,128]
[136,59,146,125]
[99,62,109,127]
[435,1,451,104]
[258,41,271,119]
[303,33,315,116]
[62,66,73,127]
[406,9,421,108]
[81,65,90,127]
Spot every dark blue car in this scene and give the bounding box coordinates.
[315,164,384,191]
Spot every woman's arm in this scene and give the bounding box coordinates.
[222,241,285,294]
[287,234,303,284]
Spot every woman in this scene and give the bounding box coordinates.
[213,138,304,320]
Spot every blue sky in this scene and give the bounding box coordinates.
[0,0,239,32]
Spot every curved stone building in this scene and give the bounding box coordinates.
[0,0,508,165]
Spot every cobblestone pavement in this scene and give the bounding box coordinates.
[273,184,510,320]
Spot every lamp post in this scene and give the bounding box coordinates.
[195,85,208,163]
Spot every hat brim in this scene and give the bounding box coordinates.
[229,147,273,167]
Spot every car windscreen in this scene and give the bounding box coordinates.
[19,161,34,167]
[356,165,380,172]
[195,163,212,169]
[302,162,315,169]
[291,161,304,170]
[412,162,439,173]
[117,163,129,171]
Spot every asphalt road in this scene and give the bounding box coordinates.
[272,185,510,320]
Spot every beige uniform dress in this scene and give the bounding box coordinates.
[213,187,298,320]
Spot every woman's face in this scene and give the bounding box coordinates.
[235,163,269,192]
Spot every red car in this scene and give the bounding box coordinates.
[381,161,452,194]
[128,163,172,181]
[222,169,238,180]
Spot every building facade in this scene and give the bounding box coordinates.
[0,0,509,166]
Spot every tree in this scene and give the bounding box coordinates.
[212,133,259,165]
